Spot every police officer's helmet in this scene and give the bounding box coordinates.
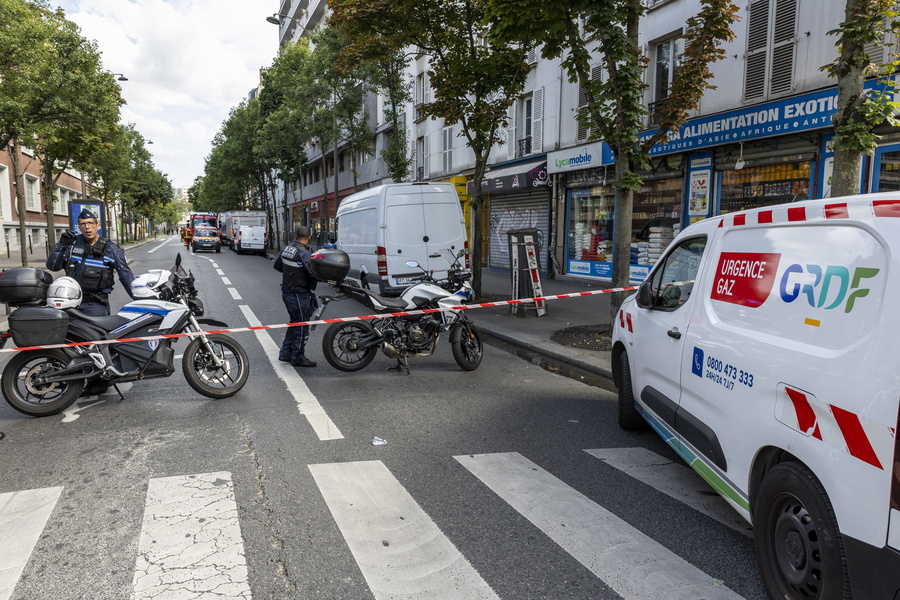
[47,276,82,309]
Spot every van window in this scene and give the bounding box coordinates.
[647,236,706,310]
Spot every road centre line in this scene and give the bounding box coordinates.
[455,452,745,600]
[238,305,342,441]
[229,288,242,300]
[132,472,251,600]
[0,486,63,600]
[222,277,232,285]
[309,460,499,600]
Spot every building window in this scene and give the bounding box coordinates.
[577,65,603,142]
[442,126,453,174]
[650,36,684,126]
[744,0,797,102]
[25,176,39,211]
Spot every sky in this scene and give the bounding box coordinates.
[52,0,280,190]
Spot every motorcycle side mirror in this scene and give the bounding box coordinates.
[328,232,337,244]
[406,260,420,269]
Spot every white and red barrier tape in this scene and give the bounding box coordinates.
[0,282,650,353]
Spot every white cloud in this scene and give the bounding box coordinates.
[54,0,279,189]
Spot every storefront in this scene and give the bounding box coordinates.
[468,159,551,274]
[551,80,894,282]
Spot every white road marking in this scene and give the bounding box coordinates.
[456,452,744,600]
[309,460,499,600]
[239,305,342,440]
[216,269,225,276]
[229,288,242,300]
[222,277,231,285]
[146,238,172,254]
[585,448,752,536]
[132,472,251,600]
[0,487,63,600]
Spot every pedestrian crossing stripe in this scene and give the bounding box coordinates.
[1,450,749,599]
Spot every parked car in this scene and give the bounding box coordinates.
[191,226,220,253]
[612,192,900,600]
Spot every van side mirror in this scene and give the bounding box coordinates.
[327,232,337,244]
[636,280,655,309]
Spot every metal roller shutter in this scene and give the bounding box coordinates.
[488,191,552,273]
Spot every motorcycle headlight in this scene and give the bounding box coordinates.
[188,297,204,317]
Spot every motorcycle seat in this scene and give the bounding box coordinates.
[356,288,409,310]
[66,308,132,333]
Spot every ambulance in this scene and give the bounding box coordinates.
[612,193,900,600]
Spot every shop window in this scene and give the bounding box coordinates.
[876,149,900,191]
[633,178,682,266]
[568,186,614,262]
[744,0,797,102]
[719,162,810,214]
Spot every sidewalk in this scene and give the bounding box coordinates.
[474,269,615,385]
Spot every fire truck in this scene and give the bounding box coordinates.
[182,212,218,246]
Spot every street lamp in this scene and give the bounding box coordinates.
[266,10,307,28]
[110,72,128,81]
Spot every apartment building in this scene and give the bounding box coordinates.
[275,0,895,281]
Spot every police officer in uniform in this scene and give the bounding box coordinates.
[47,208,136,316]
[274,226,318,367]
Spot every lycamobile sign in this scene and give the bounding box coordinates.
[555,149,592,169]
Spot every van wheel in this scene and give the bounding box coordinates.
[616,351,646,430]
[753,462,851,600]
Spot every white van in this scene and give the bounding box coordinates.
[334,182,468,296]
[612,192,900,600]
[235,225,266,255]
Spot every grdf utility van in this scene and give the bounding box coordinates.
[612,192,900,600]
[334,182,468,296]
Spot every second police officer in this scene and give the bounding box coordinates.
[46,208,136,316]
[274,226,318,367]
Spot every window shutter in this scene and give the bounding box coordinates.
[527,46,537,65]
[769,0,797,95]
[423,133,431,179]
[744,0,769,101]
[507,102,517,160]
[424,72,431,104]
[532,88,543,154]
[442,127,453,173]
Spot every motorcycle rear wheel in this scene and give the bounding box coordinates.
[451,321,483,371]
[182,334,249,398]
[322,321,378,372]
[1,350,84,417]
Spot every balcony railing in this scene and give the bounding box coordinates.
[416,166,425,181]
[517,136,533,158]
[647,98,667,128]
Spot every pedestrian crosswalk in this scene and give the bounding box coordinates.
[0,448,753,600]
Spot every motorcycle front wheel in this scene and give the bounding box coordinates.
[322,321,378,372]
[182,334,249,398]
[451,321,483,371]
[1,350,84,417]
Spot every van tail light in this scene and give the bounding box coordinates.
[376,246,388,276]
[464,240,470,269]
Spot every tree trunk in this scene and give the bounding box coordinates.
[610,154,635,321]
[830,0,866,198]
[9,143,30,267]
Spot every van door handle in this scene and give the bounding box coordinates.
[429,253,441,258]
[667,329,682,340]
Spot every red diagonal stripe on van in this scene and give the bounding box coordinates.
[873,200,900,218]
[626,312,633,332]
[825,203,849,219]
[618,309,625,329]
[758,210,773,224]
[785,387,822,439]
[734,213,746,226]
[831,404,884,469]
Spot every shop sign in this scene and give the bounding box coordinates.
[547,141,615,173]
[470,162,548,194]
[567,259,650,283]
[592,78,893,164]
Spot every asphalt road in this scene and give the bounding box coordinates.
[0,237,767,600]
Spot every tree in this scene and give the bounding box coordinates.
[823,0,900,198]
[331,0,532,300]
[488,0,737,315]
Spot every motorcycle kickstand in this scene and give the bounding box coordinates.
[386,356,410,375]
[112,384,126,402]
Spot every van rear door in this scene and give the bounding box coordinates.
[384,187,428,284]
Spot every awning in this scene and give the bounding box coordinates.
[467,160,548,195]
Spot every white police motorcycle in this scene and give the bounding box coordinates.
[0,254,249,417]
